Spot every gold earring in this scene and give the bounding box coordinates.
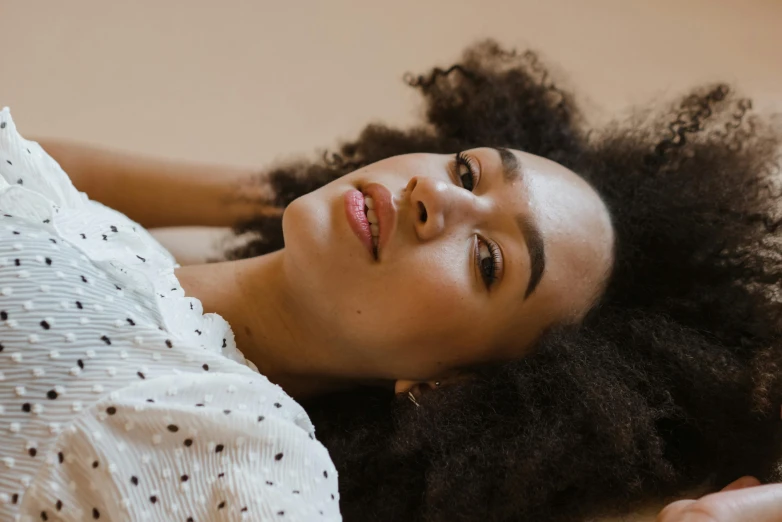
[407,391,420,407]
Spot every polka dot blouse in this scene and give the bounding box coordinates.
[0,108,340,522]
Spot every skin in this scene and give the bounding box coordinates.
[175,147,614,399]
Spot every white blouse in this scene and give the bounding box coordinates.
[0,108,340,522]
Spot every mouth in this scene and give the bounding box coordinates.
[343,183,396,261]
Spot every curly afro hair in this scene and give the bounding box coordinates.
[223,40,782,522]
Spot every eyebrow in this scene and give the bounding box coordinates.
[491,147,546,299]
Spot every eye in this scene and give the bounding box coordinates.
[455,152,479,192]
[475,237,502,289]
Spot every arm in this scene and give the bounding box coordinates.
[35,139,281,229]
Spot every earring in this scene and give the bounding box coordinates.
[435,381,441,387]
[407,391,420,407]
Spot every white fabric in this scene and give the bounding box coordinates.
[0,107,340,522]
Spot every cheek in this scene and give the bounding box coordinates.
[353,249,482,350]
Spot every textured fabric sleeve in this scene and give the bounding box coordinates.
[19,374,341,522]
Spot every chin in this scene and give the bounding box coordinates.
[282,194,346,286]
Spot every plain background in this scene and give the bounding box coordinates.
[1,2,781,520]
[2,0,781,170]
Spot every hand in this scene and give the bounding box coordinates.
[656,476,782,522]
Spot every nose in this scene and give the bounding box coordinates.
[405,176,478,241]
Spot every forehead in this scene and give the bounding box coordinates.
[501,148,613,326]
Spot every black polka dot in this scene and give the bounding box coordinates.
[136,255,146,262]
[14,258,20,265]
[165,339,172,348]
[81,275,88,283]
[41,511,48,521]
[106,406,116,415]
[56,499,63,511]
[223,410,231,415]
[126,318,135,325]
[80,233,86,239]
[102,234,108,241]
[101,336,111,345]
[76,301,83,309]
[195,403,204,407]
[43,219,50,224]
[277,511,285,516]
[274,402,282,408]
[22,403,31,412]
[114,284,122,291]
[184,439,193,447]
[218,501,226,509]
[242,507,248,512]
[323,470,328,478]
[146,399,154,403]
[0,122,5,129]
[77,359,85,369]
[40,320,50,330]
[92,460,99,469]
[12,494,18,504]
[110,226,118,232]
[137,371,146,379]
[222,338,227,348]
[258,416,265,422]
[7,160,12,165]
[149,496,157,504]
[130,476,138,486]
[292,490,300,494]
[47,389,58,399]
[167,424,179,433]
[0,343,4,352]
[187,518,193,522]
[49,238,56,243]
[218,472,225,478]
[180,474,188,482]
[215,444,224,453]
[266,481,274,486]
[45,257,52,265]
[195,329,202,335]
[29,447,37,457]
[331,494,335,500]
[58,452,64,464]
[202,363,209,371]
[93,507,100,519]
[1,311,8,320]
[275,453,283,461]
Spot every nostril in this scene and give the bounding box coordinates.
[417,201,428,223]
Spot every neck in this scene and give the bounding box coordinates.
[175,250,357,399]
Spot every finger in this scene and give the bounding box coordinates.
[720,476,762,492]
[656,499,697,522]
[699,483,782,522]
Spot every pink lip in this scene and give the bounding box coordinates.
[344,189,374,259]
[361,182,396,259]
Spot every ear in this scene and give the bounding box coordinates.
[394,379,422,395]
[394,371,473,397]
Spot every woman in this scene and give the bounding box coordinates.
[4,39,782,521]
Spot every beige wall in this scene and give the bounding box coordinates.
[1,0,780,171]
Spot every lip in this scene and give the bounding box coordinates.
[344,189,374,259]
[361,182,396,259]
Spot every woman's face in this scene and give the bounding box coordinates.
[282,147,614,382]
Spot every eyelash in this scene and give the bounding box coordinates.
[454,151,502,289]
[455,151,479,191]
